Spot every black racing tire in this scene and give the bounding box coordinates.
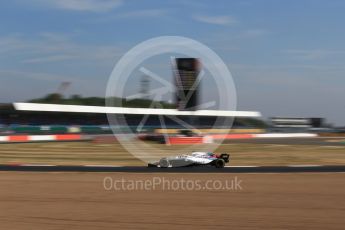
[159,158,170,168]
[214,159,225,168]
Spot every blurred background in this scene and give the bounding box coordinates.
[0,0,345,166]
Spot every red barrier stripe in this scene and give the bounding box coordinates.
[168,137,203,144]
[8,135,29,142]
[55,134,82,140]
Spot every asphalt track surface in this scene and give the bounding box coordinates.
[1,164,345,173]
[1,172,344,229]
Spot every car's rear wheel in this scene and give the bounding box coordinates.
[214,159,225,168]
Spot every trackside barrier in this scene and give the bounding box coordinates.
[0,134,83,143]
[0,133,317,144]
[155,128,264,134]
[161,133,318,145]
[168,137,204,144]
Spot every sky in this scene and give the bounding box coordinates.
[0,0,345,125]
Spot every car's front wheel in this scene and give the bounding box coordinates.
[159,158,170,168]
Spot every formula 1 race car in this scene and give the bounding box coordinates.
[148,152,230,168]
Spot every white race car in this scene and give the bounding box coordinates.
[148,152,230,168]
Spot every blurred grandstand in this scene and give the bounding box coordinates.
[0,95,266,135]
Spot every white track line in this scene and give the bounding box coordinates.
[320,146,345,148]
[83,165,123,167]
[21,164,57,167]
[287,165,322,167]
[254,133,317,138]
[226,166,259,168]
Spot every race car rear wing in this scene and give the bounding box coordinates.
[219,153,230,163]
